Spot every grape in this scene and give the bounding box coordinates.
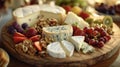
[106,35,111,41]
[92,30,99,36]
[12,22,24,33]
[100,30,108,36]
[8,26,16,34]
[22,23,28,30]
[86,28,94,35]
[84,37,90,43]
[97,41,104,48]
[88,39,95,45]
[12,22,20,29]
[99,37,106,43]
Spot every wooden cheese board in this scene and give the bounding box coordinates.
[1,19,120,67]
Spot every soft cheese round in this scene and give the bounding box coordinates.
[13,5,65,18]
[47,42,66,58]
[13,4,66,26]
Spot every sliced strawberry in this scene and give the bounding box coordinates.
[25,27,37,38]
[62,5,72,13]
[74,29,85,36]
[13,32,25,37]
[13,37,27,44]
[79,11,90,20]
[29,35,40,42]
[72,26,79,31]
[33,41,42,52]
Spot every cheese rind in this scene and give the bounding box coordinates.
[64,12,89,29]
[47,42,66,58]
[43,25,73,41]
[69,36,85,52]
[13,5,66,26]
[61,40,74,57]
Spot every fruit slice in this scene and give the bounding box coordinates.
[103,16,113,28]
[29,35,40,42]
[33,41,42,52]
[13,32,25,37]
[13,37,27,44]
[79,11,90,20]
[62,5,72,13]
[71,6,82,15]
[25,27,37,37]
[22,23,28,30]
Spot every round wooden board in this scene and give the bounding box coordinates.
[1,19,120,67]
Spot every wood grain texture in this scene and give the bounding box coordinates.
[1,19,120,67]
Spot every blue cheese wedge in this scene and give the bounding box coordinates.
[69,36,85,52]
[64,12,89,29]
[61,40,74,57]
[43,25,73,41]
[81,42,94,54]
[47,42,66,58]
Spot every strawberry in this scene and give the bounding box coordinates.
[25,27,37,38]
[74,29,85,36]
[33,41,42,52]
[13,37,27,44]
[13,32,25,37]
[29,35,40,42]
[72,26,80,35]
[62,5,72,13]
[79,11,90,20]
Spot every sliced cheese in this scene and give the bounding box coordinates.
[43,25,73,41]
[64,12,89,29]
[69,36,85,52]
[47,42,66,58]
[13,4,66,26]
[61,40,74,57]
[47,40,74,58]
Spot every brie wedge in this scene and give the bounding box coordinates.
[64,12,89,29]
[47,40,74,58]
[47,42,66,58]
[61,40,74,57]
[69,36,85,52]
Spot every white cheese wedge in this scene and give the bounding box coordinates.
[81,42,94,54]
[13,5,66,26]
[43,25,73,41]
[47,40,74,58]
[64,12,89,29]
[69,36,85,52]
[47,42,66,58]
[61,40,74,57]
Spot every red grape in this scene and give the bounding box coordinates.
[97,41,104,48]
[88,39,96,45]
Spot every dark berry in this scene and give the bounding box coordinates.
[97,41,104,48]
[22,23,28,30]
[8,26,16,34]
